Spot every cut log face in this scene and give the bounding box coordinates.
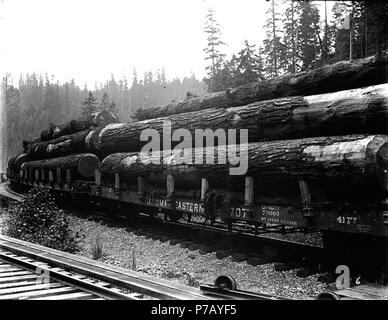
[134,55,388,120]
[22,153,100,179]
[101,135,388,192]
[97,83,388,155]
[77,155,101,178]
[8,154,29,172]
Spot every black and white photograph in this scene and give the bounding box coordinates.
[0,0,387,310]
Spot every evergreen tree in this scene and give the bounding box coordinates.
[330,1,349,61]
[99,92,110,111]
[203,7,226,92]
[211,62,232,91]
[81,91,98,119]
[321,0,330,63]
[263,0,286,77]
[329,1,387,62]
[233,40,264,86]
[358,1,388,56]
[3,71,207,163]
[296,0,321,70]
[282,0,299,73]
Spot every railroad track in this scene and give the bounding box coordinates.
[0,235,292,300]
[0,250,137,300]
[0,235,217,300]
[2,184,387,300]
[0,182,25,202]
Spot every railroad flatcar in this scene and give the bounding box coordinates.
[7,142,388,258]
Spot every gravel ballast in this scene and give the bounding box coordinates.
[68,214,330,299]
[0,207,332,299]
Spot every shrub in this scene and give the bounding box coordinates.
[131,248,137,271]
[4,187,81,253]
[183,272,199,287]
[91,235,103,260]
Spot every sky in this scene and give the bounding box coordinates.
[0,0,334,88]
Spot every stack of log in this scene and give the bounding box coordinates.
[134,54,388,120]
[22,110,117,154]
[22,80,388,160]
[101,135,388,184]
[15,110,116,181]
[21,153,100,180]
[98,55,388,198]
[96,84,388,155]
[39,110,117,141]
[13,55,388,194]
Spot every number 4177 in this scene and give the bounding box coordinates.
[336,216,357,224]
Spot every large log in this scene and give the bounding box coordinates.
[27,130,91,160]
[101,134,388,193]
[8,154,29,173]
[22,153,100,179]
[40,110,117,141]
[134,54,388,120]
[97,83,388,155]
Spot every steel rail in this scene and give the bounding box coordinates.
[199,284,289,300]
[0,249,141,300]
[0,183,24,202]
[0,235,213,300]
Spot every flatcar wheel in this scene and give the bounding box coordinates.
[214,275,237,290]
[315,291,340,300]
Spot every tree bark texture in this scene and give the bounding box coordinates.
[39,110,117,142]
[134,54,388,120]
[27,130,91,160]
[101,134,388,192]
[22,153,100,179]
[97,84,388,155]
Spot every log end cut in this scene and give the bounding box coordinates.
[8,154,29,171]
[77,153,101,178]
[21,153,100,179]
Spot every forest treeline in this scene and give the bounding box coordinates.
[1,72,206,161]
[203,0,388,91]
[1,0,388,166]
